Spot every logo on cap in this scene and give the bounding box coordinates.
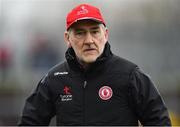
[77,6,88,15]
[99,86,113,100]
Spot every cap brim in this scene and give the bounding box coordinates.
[67,17,104,30]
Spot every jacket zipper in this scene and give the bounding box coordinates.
[83,80,87,125]
[83,81,87,88]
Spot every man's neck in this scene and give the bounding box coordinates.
[76,58,91,70]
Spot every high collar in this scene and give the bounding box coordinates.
[65,42,113,72]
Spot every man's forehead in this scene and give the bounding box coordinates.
[69,19,102,30]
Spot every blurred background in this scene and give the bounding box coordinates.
[0,0,180,125]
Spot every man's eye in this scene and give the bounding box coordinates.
[91,30,99,34]
[74,31,85,38]
[75,31,84,35]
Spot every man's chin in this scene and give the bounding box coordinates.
[83,57,97,64]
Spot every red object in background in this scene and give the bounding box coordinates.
[0,46,11,67]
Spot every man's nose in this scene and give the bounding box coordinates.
[84,32,94,44]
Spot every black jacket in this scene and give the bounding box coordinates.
[19,42,171,126]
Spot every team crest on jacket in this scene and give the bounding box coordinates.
[99,86,113,100]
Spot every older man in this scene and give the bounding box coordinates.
[19,4,171,126]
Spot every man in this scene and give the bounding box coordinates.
[19,4,171,126]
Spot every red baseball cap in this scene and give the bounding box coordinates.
[66,4,106,30]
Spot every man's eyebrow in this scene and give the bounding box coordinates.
[90,26,100,30]
[73,28,85,32]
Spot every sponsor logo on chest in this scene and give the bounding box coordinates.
[60,86,72,102]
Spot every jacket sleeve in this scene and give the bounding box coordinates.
[128,67,171,126]
[18,74,55,126]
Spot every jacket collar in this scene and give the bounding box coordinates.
[65,42,113,71]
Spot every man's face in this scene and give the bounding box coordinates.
[64,20,108,64]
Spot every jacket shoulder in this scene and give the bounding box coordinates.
[110,55,138,73]
[47,60,68,77]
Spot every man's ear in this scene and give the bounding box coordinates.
[105,28,109,41]
[64,31,71,48]
[102,26,108,42]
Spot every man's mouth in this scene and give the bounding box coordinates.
[84,48,96,51]
[83,48,97,53]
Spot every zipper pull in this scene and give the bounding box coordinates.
[83,81,87,88]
